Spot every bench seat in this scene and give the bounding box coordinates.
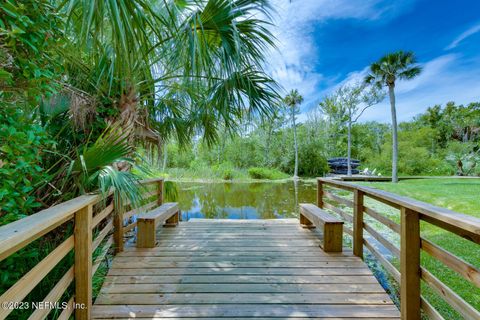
[137,202,179,248]
[299,203,344,252]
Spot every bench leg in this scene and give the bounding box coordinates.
[323,223,343,252]
[300,214,315,229]
[164,210,179,228]
[137,219,156,248]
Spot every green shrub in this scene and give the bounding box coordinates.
[0,107,52,225]
[298,144,329,176]
[248,167,289,180]
[0,0,63,101]
[222,169,234,180]
[212,162,236,180]
[166,144,194,168]
[365,127,454,176]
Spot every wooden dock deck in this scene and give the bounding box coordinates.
[92,219,400,319]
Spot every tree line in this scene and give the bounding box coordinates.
[163,50,479,180]
[163,99,480,179]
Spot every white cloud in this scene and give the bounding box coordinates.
[333,66,371,89]
[264,0,414,113]
[395,54,457,94]
[446,23,480,50]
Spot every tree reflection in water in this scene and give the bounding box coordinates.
[172,181,317,220]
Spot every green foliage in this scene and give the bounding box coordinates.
[444,141,479,175]
[47,125,148,211]
[0,0,63,101]
[212,162,236,180]
[298,142,330,176]
[160,157,249,181]
[166,144,195,168]
[224,138,262,168]
[0,106,52,224]
[418,102,480,147]
[365,127,451,176]
[248,167,289,180]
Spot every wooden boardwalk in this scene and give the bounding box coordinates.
[92,219,400,319]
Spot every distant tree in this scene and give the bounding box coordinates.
[284,89,304,179]
[365,51,422,182]
[319,95,348,156]
[336,84,385,176]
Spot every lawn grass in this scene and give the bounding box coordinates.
[357,178,480,318]
[360,178,480,217]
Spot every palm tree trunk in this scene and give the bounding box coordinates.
[265,124,272,166]
[162,145,168,172]
[347,119,352,176]
[389,85,399,183]
[292,107,299,179]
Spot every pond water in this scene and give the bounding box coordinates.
[171,180,318,220]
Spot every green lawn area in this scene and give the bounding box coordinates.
[358,178,480,318]
[360,178,480,217]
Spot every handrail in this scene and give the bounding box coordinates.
[318,178,480,243]
[0,177,164,320]
[0,195,100,262]
[317,178,480,320]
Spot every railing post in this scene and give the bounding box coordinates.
[157,179,164,206]
[353,189,364,259]
[400,207,421,320]
[113,210,124,254]
[317,179,324,208]
[74,204,93,320]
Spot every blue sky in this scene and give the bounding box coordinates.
[266,0,480,122]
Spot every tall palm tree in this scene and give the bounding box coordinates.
[365,51,422,182]
[284,89,303,179]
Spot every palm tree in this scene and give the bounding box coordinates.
[61,0,281,148]
[284,89,304,179]
[365,51,422,182]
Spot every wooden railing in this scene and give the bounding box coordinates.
[0,178,163,320]
[317,178,480,320]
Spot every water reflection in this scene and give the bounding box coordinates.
[172,180,318,220]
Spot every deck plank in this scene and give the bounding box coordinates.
[95,292,393,305]
[99,283,387,294]
[102,275,381,284]
[92,304,400,318]
[93,219,399,319]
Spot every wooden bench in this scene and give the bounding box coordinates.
[299,203,344,252]
[137,202,180,248]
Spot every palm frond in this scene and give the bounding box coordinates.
[364,50,421,87]
[54,124,148,211]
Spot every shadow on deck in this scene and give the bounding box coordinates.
[92,219,400,319]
